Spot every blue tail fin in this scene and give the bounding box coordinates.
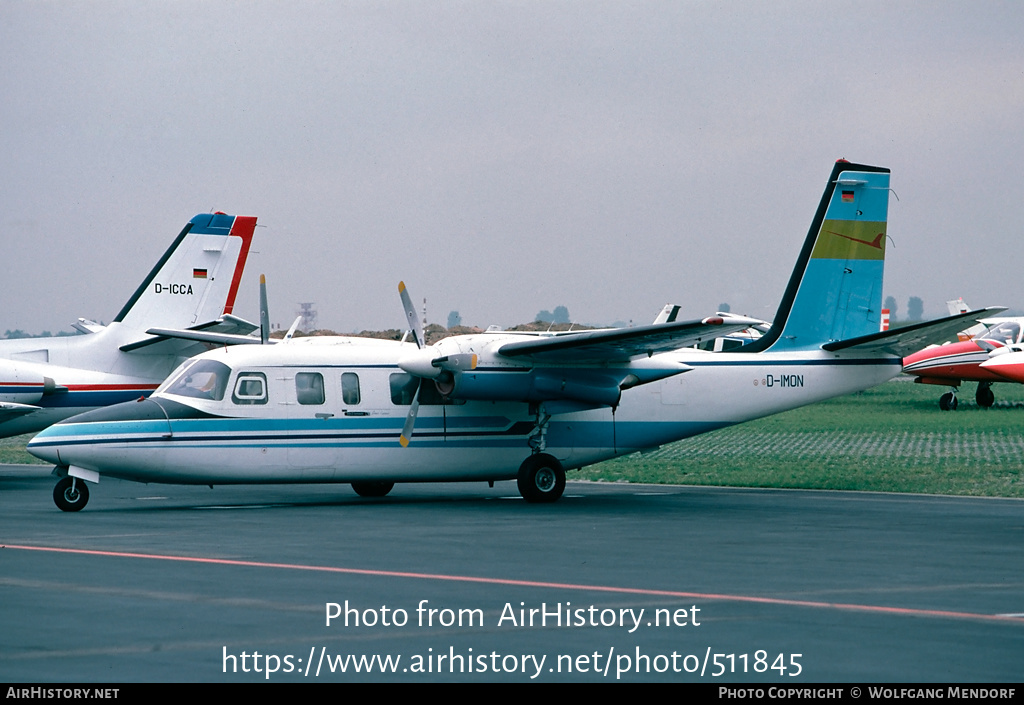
[746,160,890,352]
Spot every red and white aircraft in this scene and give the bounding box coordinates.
[0,213,258,437]
[902,300,1020,410]
[979,346,1024,384]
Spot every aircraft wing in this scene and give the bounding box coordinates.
[0,401,41,423]
[120,315,261,354]
[821,307,1007,357]
[496,315,763,363]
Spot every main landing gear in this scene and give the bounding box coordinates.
[938,382,995,411]
[976,381,995,408]
[517,453,566,503]
[53,476,89,512]
[939,390,958,411]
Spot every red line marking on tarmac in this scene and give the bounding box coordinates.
[5,543,1023,625]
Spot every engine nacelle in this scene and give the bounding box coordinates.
[0,360,57,405]
[448,368,624,407]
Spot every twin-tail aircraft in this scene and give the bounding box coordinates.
[29,161,999,511]
[0,213,257,438]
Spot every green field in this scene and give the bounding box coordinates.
[580,378,1024,497]
[0,434,49,465]
[5,379,1023,497]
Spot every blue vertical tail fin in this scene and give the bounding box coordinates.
[744,160,890,352]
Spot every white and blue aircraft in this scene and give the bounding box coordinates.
[29,162,998,511]
[0,213,258,439]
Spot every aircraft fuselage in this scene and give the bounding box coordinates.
[28,335,901,485]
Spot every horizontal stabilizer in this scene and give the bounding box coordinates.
[121,315,262,354]
[497,315,763,363]
[137,325,264,349]
[821,307,1007,357]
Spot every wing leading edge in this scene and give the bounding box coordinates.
[496,315,764,363]
[821,307,1006,357]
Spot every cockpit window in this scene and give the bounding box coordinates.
[159,359,231,401]
[980,322,1021,345]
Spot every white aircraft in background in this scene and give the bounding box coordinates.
[0,213,258,438]
[653,303,769,352]
[29,162,997,511]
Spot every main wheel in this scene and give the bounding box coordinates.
[517,454,565,503]
[351,481,394,498]
[53,476,89,512]
[976,382,995,408]
[939,392,958,411]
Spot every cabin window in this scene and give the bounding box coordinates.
[390,373,419,405]
[341,372,360,405]
[232,372,268,405]
[160,359,230,401]
[296,372,325,405]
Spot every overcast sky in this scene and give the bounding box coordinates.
[3,1,1023,334]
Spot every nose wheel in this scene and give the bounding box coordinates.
[54,476,90,512]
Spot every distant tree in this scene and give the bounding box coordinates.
[447,311,462,329]
[884,295,898,321]
[535,310,554,323]
[552,306,570,324]
[718,303,731,313]
[907,296,924,321]
[3,329,29,339]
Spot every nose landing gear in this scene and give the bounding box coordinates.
[54,475,90,512]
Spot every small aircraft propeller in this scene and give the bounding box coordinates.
[396,281,424,446]
[399,393,419,447]
[258,274,303,344]
[398,281,425,349]
[396,281,477,446]
[259,275,271,344]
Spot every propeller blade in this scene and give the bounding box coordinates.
[398,281,425,349]
[259,275,270,344]
[399,382,420,447]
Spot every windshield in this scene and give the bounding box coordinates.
[156,359,231,401]
[979,321,1021,346]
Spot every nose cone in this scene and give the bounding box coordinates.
[980,352,1024,383]
[26,396,204,470]
[26,427,63,464]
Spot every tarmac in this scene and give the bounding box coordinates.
[1,464,1022,682]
